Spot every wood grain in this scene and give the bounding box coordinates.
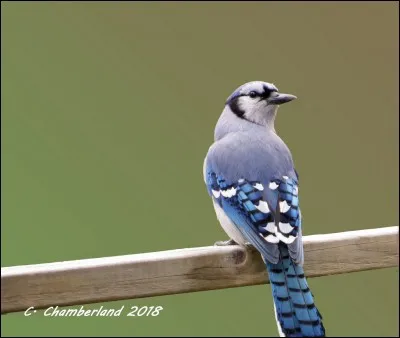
[1,226,398,315]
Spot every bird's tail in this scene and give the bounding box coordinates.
[265,244,325,337]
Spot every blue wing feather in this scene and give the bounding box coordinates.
[220,195,280,263]
[205,164,303,264]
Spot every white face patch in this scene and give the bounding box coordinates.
[212,190,220,198]
[269,182,279,190]
[238,95,277,126]
[238,96,257,115]
[279,200,291,213]
[278,222,294,234]
[221,187,236,198]
[255,200,270,213]
[253,183,264,191]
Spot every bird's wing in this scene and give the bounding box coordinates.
[266,174,304,265]
[205,151,303,265]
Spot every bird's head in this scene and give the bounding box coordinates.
[225,81,297,127]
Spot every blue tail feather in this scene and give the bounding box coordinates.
[266,245,325,337]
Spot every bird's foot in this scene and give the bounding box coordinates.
[214,239,238,246]
[243,242,254,250]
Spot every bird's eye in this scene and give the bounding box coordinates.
[249,91,257,98]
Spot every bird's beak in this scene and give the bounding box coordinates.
[268,92,297,105]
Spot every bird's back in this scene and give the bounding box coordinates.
[206,129,297,185]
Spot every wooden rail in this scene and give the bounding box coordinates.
[1,226,398,315]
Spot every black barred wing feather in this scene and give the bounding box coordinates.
[206,170,304,265]
[269,176,301,244]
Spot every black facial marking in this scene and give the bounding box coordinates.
[262,84,277,99]
[229,97,246,119]
[227,84,278,119]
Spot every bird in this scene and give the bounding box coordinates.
[203,81,325,337]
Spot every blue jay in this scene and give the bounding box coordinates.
[203,81,325,337]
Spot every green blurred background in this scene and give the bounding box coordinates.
[1,1,398,337]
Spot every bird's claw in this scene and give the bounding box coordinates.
[213,240,255,252]
[244,242,255,251]
[214,239,238,246]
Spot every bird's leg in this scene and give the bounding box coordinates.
[243,242,254,250]
[214,238,238,246]
[214,240,255,252]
